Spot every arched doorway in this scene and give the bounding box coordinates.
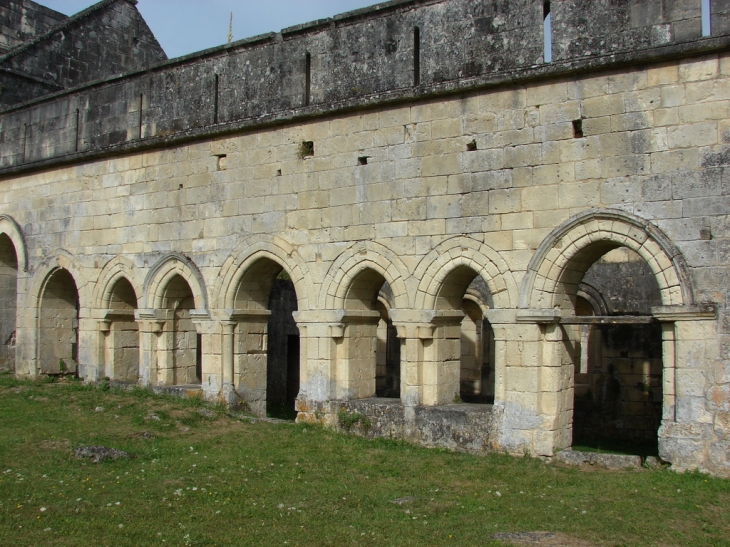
[39,268,79,375]
[104,277,139,382]
[569,247,663,455]
[160,274,199,386]
[0,234,18,372]
[433,266,495,405]
[375,282,400,398]
[337,267,401,401]
[232,258,300,419]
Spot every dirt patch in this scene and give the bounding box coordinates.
[38,439,71,451]
[492,532,598,546]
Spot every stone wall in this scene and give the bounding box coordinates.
[0,0,66,54]
[1,0,728,170]
[0,0,166,107]
[0,0,729,476]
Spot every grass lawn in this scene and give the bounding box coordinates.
[0,373,728,547]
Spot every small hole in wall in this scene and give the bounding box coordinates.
[179,183,183,189]
[216,154,227,170]
[299,141,314,158]
[700,227,712,240]
[572,119,583,138]
[276,169,282,176]
[358,156,369,165]
[466,139,477,151]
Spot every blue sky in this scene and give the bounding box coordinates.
[39,0,379,58]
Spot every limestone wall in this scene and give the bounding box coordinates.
[0,0,728,170]
[0,2,729,476]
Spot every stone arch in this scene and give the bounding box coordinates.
[519,209,692,310]
[93,256,142,310]
[414,238,510,406]
[144,253,208,310]
[35,266,81,375]
[0,231,19,371]
[414,237,518,310]
[31,250,90,312]
[0,215,27,272]
[321,242,410,311]
[215,237,311,311]
[94,257,141,383]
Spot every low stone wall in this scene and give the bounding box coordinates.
[297,397,496,453]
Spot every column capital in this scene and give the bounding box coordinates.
[651,304,716,322]
[389,309,464,339]
[515,308,562,323]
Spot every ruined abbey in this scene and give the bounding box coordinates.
[0,0,729,476]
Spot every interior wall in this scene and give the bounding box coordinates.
[38,269,79,374]
[0,234,17,372]
[163,275,198,385]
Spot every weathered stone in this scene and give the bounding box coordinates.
[74,446,130,463]
[554,450,642,469]
[0,0,728,477]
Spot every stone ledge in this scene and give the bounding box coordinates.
[554,449,642,469]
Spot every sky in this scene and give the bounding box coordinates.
[38,0,380,59]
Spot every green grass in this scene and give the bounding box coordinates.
[0,373,728,547]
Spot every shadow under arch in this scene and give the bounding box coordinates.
[0,230,19,371]
[93,256,142,310]
[35,266,81,376]
[94,256,142,383]
[414,236,517,311]
[215,238,311,312]
[143,252,208,311]
[320,241,410,311]
[0,215,27,273]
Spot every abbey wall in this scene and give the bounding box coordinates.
[1,0,730,476]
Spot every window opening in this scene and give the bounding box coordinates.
[413,27,421,86]
[305,53,311,106]
[543,2,552,63]
[702,0,711,36]
[572,119,583,138]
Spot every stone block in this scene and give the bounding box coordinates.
[488,188,522,214]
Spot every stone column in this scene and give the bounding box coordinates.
[497,309,569,457]
[12,271,32,377]
[423,311,465,406]
[292,310,339,405]
[190,309,216,399]
[97,317,112,380]
[653,305,718,472]
[335,310,381,400]
[231,309,271,416]
[135,309,166,386]
[220,320,236,404]
[389,309,434,408]
[77,308,96,380]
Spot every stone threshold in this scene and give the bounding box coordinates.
[554,449,665,470]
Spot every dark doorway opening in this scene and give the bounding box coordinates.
[570,247,663,457]
[266,276,300,420]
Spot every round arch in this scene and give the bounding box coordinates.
[93,256,142,310]
[144,253,208,310]
[31,250,89,312]
[215,237,311,311]
[414,236,518,310]
[0,215,27,272]
[519,209,693,310]
[321,241,410,310]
